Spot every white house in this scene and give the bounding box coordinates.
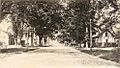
[0,14,15,45]
[94,23,120,47]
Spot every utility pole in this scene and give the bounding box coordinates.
[90,19,92,51]
[89,0,94,51]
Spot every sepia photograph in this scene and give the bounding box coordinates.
[0,0,120,68]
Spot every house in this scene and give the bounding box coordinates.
[95,30,116,47]
[0,14,39,46]
[0,14,15,45]
[93,23,120,47]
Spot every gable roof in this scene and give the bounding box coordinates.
[93,27,116,39]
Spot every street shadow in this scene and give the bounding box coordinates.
[38,45,52,47]
[0,48,37,54]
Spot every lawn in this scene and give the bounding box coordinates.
[79,48,120,63]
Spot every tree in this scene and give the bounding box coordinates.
[1,1,68,46]
[3,0,118,47]
[1,1,24,44]
[88,0,120,48]
[92,0,120,33]
[55,0,91,46]
[68,1,90,44]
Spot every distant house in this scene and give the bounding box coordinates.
[21,26,40,46]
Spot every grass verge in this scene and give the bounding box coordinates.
[79,48,120,63]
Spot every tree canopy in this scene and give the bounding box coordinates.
[1,0,120,46]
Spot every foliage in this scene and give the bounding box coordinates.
[92,0,120,33]
[2,0,119,46]
[1,1,67,45]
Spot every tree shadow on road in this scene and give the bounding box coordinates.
[0,48,37,54]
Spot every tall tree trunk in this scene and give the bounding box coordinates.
[39,35,43,46]
[44,36,47,46]
[31,33,34,47]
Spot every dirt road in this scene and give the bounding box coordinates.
[0,41,119,68]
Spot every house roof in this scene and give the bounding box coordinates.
[93,27,116,39]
